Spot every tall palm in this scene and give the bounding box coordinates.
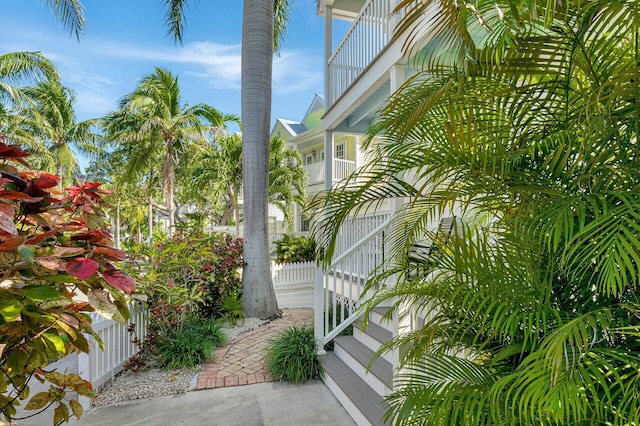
[238,0,291,318]
[314,1,640,424]
[102,67,206,234]
[20,79,100,185]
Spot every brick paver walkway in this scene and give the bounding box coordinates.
[196,308,313,390]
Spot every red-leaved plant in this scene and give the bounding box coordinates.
[0,136,135,425]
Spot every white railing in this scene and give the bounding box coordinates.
[333,158,355,181]
[305,161,325,184]
[304,159,356,185]
[77,303,148,391]
[272,261,316,292]
[315,217,392,346]
[333,213,391,259]
[328,0,392,106]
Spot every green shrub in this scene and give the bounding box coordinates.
[124,231,243,319]
[219,292,245,325]
[274,235,316,264]
[185,317,227,348]
[267,326,322,383]
[156,327,214,369]
[155,317,227,369]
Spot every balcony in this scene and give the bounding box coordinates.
[327,0,394,107]
[305,159,356,185]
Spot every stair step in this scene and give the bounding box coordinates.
[353,318,393,345]
[371,307,394,326]
[320,351,389,426]
[334,335,393,390]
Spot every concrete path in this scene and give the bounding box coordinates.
[69,381,355,425]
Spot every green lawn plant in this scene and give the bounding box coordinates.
[314,1,640,424]
[0,138,135,425]
[266,326,322,384]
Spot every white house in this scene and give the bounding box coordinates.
[312,1,444,425]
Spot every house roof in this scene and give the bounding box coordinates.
[272,118,306,138]
[271,94,325,138]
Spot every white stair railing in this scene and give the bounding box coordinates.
[315,216,392,347]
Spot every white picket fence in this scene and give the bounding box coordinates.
[271,261,316,292]
[77,302,148,391]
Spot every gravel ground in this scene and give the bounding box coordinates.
[94,317,268,406]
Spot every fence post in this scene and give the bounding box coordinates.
[314,266,326,354]
[76,349,93,411]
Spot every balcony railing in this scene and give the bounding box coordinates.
[305,159,356,185]
[327,0,392,106]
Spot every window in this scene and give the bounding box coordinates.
[304,153,314,165]
[335,141,346,159]
[299,215,310,232]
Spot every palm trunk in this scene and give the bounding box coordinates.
[232,185,240,237]
[165,143,176,236]
[240,0,279,319]
[148,198,153,243]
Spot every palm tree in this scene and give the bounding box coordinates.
[0,51,60,106]
[102,67,206,234]
[188,134,307,236]
[238,0,291,318]
[314,1,640,424]
[268,135,306,232]
[20,79,100,185]
[188,134,243,234]
[35,0,86,39]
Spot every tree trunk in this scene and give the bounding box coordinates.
[165,143,176,236]
[232,185,240,237]
[148,198,153,243]
[240,0,279,319]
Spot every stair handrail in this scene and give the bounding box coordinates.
[315,216,392,347]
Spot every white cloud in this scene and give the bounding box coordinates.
[272,49,323,95]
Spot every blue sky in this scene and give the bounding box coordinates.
[0,0,336,131]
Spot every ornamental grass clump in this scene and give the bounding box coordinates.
[267,326,322,383]
[155,317,227,369]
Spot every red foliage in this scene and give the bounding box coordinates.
[0,139,136,423]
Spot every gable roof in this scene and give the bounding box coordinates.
[301,94,325,129]
[271,94,325,138]
[274,118,307,137]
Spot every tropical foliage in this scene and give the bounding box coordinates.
[101,67,208,234]
[0,139,134,425]
[122,231,242,369]
[274,234,315,264]
[124,232,243,320]
[314,1,640,424]
[21,79,100,186]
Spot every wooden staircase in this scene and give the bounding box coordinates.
[319,307,398,426]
